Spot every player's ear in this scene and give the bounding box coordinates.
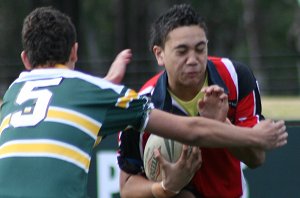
[69,42,78,63]
[21,51,32,70]
[153,45,164,66]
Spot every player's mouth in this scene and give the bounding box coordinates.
[185,71,200,78]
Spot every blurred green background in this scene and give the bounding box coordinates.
[0,0,300,97]
[1,0,300,120]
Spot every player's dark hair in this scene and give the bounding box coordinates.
[22,6,77,68]
[149,4,208,52]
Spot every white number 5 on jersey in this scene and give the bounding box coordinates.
[10,78,62,127]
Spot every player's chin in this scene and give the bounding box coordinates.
[185,72,200,79]
[182,79,201,87]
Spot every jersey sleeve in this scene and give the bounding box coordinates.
[117,129,145,174]
[234,61,264,127]
[100,90,153,137]
[117,73,161,174]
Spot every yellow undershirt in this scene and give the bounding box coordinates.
[168,74,208,116]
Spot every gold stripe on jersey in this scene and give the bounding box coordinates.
[93,136,102,148]
[0,139,90,172]
[46,107,101,140]
[0,114,11,135]
[116,89,138,108]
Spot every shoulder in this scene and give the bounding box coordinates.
[70,70,127,94]
[139,71,164,96]
[209,56,255,80]
[209,57,252,75]
[208,56,257,99]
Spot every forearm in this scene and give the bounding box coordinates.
[120,174,177,198]
[224,119,266,168]
[228,147,265,168]
[146,109,258,148]
[104,49,132,84]
[120,174,154,198]
[103,73,122,84]
[188,117,260,147]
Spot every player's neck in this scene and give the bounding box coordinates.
[168,85,201,101]
[33,64,70,70]
[54,64,69,69]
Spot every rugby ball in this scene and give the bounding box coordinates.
[143,134,183,181]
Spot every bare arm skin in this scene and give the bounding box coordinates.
[146,108,287,149]
[104,49,132,84]
[198,85,279,168]
[120,171,154,198]
[120,170,197,198]
[227,132,266,168]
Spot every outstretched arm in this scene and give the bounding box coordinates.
[146,108,288,150]
[104,49,132,84]
[226,92,268,169]
[196,85,284,168]
[226,125,266,169]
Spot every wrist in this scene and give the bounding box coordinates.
[161,181,180,195]
[151,181,179,198]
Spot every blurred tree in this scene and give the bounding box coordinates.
[0,1,30,95]
[242,0,262,82]
[0,0,299,97]
[288,2,300,94]
[257,0,299,94]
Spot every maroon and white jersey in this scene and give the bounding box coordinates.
[118,57,263,198]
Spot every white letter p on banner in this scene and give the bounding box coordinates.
[97,151,120,198]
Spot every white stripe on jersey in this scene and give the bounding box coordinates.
[0,114,11,134]
[139,86,154,96]
[252,90,257,116]
[0,106,101,141]
[12,68,125,94]
[221,58,239,99]
[45,106,102,140]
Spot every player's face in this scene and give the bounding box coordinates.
[155,25,208,92]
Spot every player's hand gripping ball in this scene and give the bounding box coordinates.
[143,134,183,181]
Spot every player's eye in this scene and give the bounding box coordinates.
[175,48,187,56]
[196,46,206,53]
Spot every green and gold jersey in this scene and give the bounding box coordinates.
[0,68,152,198]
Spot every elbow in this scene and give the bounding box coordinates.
[120,190,129,198]
[119,182,133,198]
[247,160,264,169]
[119,170,133,198]
[246,151,266,169]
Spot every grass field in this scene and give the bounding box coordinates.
[1,97,299,121]
[262,96,300,121]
